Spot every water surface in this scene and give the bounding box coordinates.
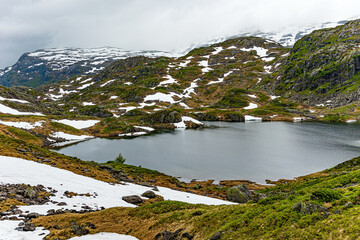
[55,122,360,183]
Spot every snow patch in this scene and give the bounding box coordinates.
[0,97,29,104]
[245,115,262,122]
[82,102,95,106]
[293,117,305,122]
[174,116,203,128]
[50,132,93,141]
[158,75,177,86]
[52,119,100,129]
[243,103,258,110]
[69,233,138,240]
[240,46,268,58]
[0,103,44,116]
[134,126,155,131]
[0,120,45,130]
[100,79,116,87]
[212,46,223,55]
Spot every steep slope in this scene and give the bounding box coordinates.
[0,48,177,88]
[35,37,293,122]
[271,19,360,107]
[0,18,354,89]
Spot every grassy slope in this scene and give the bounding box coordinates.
[32,155,360,239]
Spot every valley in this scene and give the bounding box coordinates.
[0,18,360,239]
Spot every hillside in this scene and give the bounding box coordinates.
[270,19,360,107]
[0,48,176,88]
[1,18,360,240]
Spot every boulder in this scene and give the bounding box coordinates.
[292,201,327,215]
[226,184,252,203]
[122,195,143,204]
[210,231,224,240]
[141,190,156,198]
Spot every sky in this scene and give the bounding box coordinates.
[0,0,359,68]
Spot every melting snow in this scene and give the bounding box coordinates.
[243,103,258,110]
[78,82,95,90]
[208,78,224,85]
[179,60,191,67]
[52,119,100,129]
[245,115,262,122]
[83,102,95,106]
[262,57,275,62]
[134,126,155,132]
[227,46,237,49]
[0,97,29,104]
[69,233,138,240]
[0,120,45,130]
[183,79,199,98]
[0,156,232,239]
[240,46,268,58]
[270,95,280,100]
[212,46,223,55]
[0,103,44,116]
[264,66,272,74]
[293,117,305,122]
[248,94,257,98]
[0,220,49,240]
[100,79,116,87]
[174,116,203,128]
[143,93,177,104]
[110,96,118,100]
[50,132,93,141]
[158,75,177,86]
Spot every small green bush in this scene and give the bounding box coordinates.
[310,189,341,202]
[115,153,126,164]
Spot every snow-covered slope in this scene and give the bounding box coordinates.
[0,155,233,239]
[178,19,354,55]
[0,47,179,87]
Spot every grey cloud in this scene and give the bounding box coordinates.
[0,0,359,68]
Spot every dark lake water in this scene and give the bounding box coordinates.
[54,122,360,183]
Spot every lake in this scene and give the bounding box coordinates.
[54,122,360,183]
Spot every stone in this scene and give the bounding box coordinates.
[47,209,56,215]
[122,195,143,204]
[292,202,327,215]
[22,223,36,231]
[182,232,194,239]
[25,187,38,199]
[71,222,90,236]
[141,190,156,198]
[26,212,40,219]
[210,231,224,240]
[226,184,252,203]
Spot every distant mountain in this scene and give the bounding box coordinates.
[0,47,178,87]
[178,19,351,54]
[0,18,355,88]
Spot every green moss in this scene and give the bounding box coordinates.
[6,127,39,142]
[50,122,82,134]
[215,88,249,108]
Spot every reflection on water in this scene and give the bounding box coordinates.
[55,122,360,183]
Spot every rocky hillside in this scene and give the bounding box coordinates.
[1,20,360,140]
[0,48,176,88]
[271,19,360,107]
[0,18,353,89]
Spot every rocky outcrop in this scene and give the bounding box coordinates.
[0,48,174,87]
[122,195,143,204]
[273,19,360,107]
[226,184,252,203]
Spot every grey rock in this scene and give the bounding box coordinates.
[226,184,252,203]
[292,201,328,215]
[122,195,143,204]
[141,190,156,198]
